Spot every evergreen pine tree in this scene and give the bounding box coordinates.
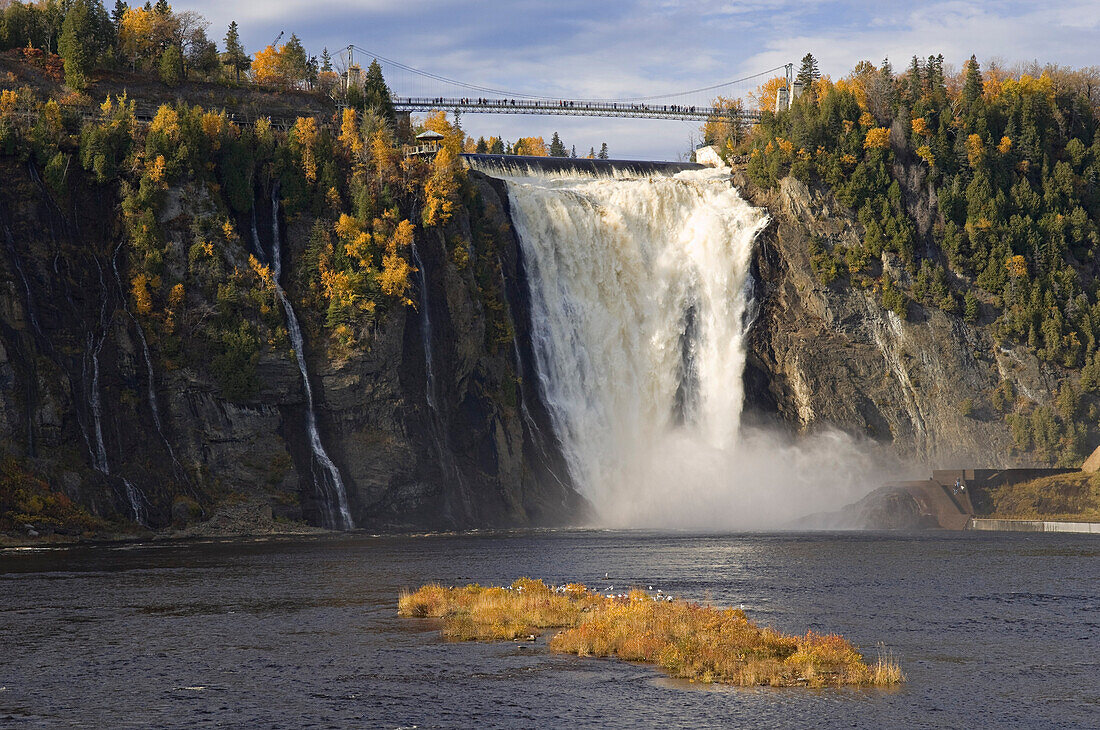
[549,131,566,157]
[159,42,183,85]
[489,137,504,154]
[906,56,923,108]
[59,0,92,90]
[796,53,820,87]
[320,47,332,73]
[475,136,488,153]
[111,0,128,28]
[363,59,396,124]
[598,142,609,159]
[281,34,308,85]
[587,146,595,158]
[571,145,577,158]
[221,21,249,82]
[962,55,983,118]
[153,0,169,14]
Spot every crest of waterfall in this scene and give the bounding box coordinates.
[269,187,353,530]
[500,167,770,526]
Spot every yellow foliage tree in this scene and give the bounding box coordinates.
[864,127,890,149]
[997,136,1013,155]
[916,145,935,167]
[292,117,319,183]
[379,219,415,304]
[702,96,745,149]
[911,117,930,136]
[338,108,364,159]
[423,146,460,227]
[131,273,153,315]
[251,45,283,86]
[1006,254,1028,278]
[751,76,787,113]
[513,137,548,156]
[118,8,156,69]
[423,110,468,155]
[201,111,226,148]
[966,134,985,166]
[149,105,180,142]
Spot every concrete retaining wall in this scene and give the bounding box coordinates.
[968,518,1100,534]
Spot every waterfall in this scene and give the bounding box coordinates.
[410,243,437,410]
[123,478,147,525]
[409,240,473,519]
[498,167,769,526]
[109,242,185,479]
[269,186,353,530]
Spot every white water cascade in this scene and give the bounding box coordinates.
[500,166,776,527]
[269,187,354,530]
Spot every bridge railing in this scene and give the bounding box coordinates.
[392,97,762,122]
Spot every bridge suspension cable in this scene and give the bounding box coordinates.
[340,46,788,122]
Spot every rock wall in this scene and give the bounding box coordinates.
[738,171,1064,468]
[0,160,583,533]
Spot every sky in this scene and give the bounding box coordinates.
[182,0,1100,160]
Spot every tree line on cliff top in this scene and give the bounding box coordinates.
[0,0,330,90]
[731,53,1100,465]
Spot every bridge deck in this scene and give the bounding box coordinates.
[394,97,760,123]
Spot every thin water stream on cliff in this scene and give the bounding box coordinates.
[268,186,353,530]
[1,531,1096,729]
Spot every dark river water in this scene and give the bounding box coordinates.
[1,530,1098,729]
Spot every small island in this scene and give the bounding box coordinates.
[399,578,903,687]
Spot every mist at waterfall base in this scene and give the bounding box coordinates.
[493,165,884,529]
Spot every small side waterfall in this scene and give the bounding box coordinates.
[86,257,148,525]
[20,163,149,525]
[109,243,185,478]
[3,222,43,338]
[410,241,473,519]
[122,478,147,525]
[269,186,353,530]
[410,243,437,410]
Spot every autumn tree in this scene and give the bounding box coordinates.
[702,96,745,150]
[423,146,460,226]
[251,37,310,89]
[512,136,548,156]
[752,76,788,113]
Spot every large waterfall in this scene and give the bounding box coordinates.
[499,166,773,526]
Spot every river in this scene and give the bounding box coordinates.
[2,531,1097,728]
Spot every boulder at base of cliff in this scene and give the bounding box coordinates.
[1081,445,1100,473]
[794,487,941,530]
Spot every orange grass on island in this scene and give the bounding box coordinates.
[398,578,903,688]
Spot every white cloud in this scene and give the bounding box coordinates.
[181,0,1099,159]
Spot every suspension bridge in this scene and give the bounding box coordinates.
[341,46,791,123]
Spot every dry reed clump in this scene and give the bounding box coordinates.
[397,578,903,688]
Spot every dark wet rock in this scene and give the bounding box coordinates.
[797,486,941,530]
[0,159,584,535]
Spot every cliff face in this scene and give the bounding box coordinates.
[739,171,1064,468]
[0,159,582,534]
